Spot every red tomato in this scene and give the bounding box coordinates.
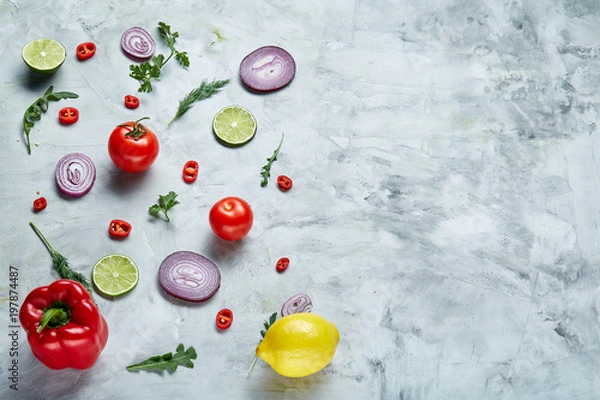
[108,117,159,173]
[209,197,253,241]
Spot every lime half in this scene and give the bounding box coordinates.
[22,38,66,74]
[93,254,139,297]
[212,105,257,146]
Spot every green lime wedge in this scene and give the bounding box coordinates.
[92,254,139,297]
[22,38,66,74]
[212,105,257,146]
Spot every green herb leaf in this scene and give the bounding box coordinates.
[149,191,179,222]
[129,22,189,93]
[168,79,230,127]
[22,86,79,154]
[29,222,93,296]
[248,311,278,376]
[260,133,285,187]
[126,344,197,373]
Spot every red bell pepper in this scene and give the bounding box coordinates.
[19,279,109,370]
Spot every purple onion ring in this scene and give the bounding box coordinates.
[121,26,156,61]
[281,293,313,317]
[239,45,296,92]
[158,251,221,302]
[55,152,96,198]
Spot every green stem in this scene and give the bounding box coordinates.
[37,302,71,333]
[247,356,258,378]
[30,221,56,254]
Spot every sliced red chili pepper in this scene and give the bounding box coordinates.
[76,42,96,61]
[124,95,140,109]
[276,257,290,273]
[216,308,233,330]
[108,219,132,238]
[182,160,199,183]
[277,175,293,191]
[33,197,47,212]
[58,107,79,125]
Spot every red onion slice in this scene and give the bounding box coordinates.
[281,293,313,317]
[158,251,221,302]
[121,26,156,61]
[55,152,96,198]
[239,45,296,92]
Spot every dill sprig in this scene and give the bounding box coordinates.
[29,222,93,296]
[168,79,230,127]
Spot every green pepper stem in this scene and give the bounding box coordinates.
[37,302,71,333]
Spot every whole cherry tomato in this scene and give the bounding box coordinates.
[108,117,159,173]
[208,197,253,241]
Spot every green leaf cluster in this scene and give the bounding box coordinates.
[126,344,197,373]
[129,22,189,93]
[23,86,79,154]
[149,191,179,222]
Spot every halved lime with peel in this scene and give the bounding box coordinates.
[212,105,257,146]
[93,254,139,297]
[22,38,66,74]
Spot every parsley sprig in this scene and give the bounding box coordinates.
[126,344,197,373]
[149,191,179,222]
[260,133,285,187]
[23,86,79,154]
[129,22,190,93]
[168,79,230,127]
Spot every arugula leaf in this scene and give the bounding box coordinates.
[149,191,179,222]
[248,311,278,376]
[23,86,79,154]
[126,344,197,373]
[168,79,230,126]
[260,133,285,187]
[129,22,189,93]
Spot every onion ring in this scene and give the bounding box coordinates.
[239,45,296,92]
[55,152,96,197]
[281,293,313,317]
[121,26,156,61]
[158,251,221,302]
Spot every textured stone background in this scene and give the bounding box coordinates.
[1,1,600,399]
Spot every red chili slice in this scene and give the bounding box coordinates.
[182,160,199,183]
[108,219,132,238]
[276,257,290,273]
[124,95,139,109]
[277,175,293,191]
[216,308,233,330]
[58,107,79,125]
[33,197,47,212]
[76,42,96,61]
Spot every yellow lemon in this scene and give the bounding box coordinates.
[256,313,340,377]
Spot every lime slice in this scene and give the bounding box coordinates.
[92,254,139,297]
[22,38,66,74]
[212,105,257,146]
